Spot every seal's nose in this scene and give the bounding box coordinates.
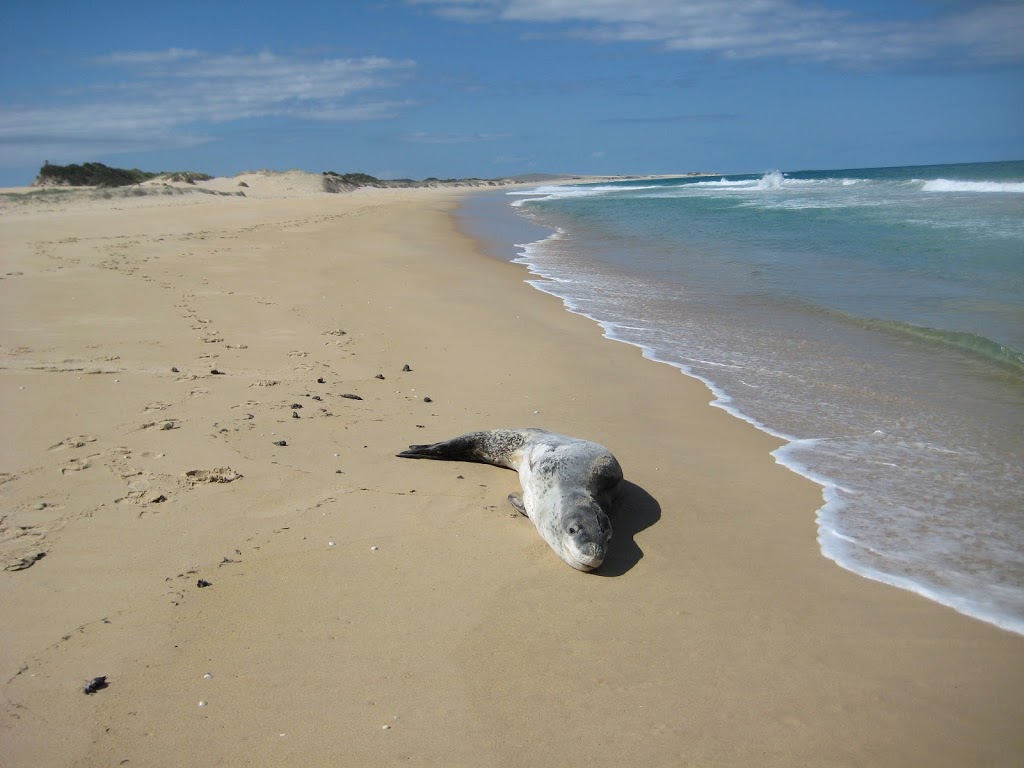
[574,541,606,568]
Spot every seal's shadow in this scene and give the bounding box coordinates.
[596,481,661,577]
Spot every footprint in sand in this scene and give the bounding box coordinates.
[60,457,93,474]
[104,447,143,480]
[140,419,178,431]
[115,475,171,508]
[0,518,45,545]
[3,551,47,572]
[119,490,170,508]
[183,467,243,485]
[47,435,97,451]
[143,401,172,412]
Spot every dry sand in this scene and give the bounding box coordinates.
[1,177,1021,767]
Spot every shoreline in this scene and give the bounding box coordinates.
[1,184,1021,766]
[483,176,1024,637]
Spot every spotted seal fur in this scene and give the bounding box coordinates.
[397,428,623,571]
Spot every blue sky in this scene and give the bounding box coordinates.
[1,0,1022,184]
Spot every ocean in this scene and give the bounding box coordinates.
[459,160,1024,635]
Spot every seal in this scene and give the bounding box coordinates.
[397,428,623,571]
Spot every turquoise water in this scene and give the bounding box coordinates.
[489,161,1024,634]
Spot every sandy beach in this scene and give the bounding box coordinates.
[1,175,1021,767]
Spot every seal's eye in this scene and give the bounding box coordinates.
[568,526,577,535]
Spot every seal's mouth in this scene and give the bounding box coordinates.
[564,542,606,572]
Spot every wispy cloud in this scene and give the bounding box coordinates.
[97,48,204,65]
[401,130,511,143]
[411,0,1024,69]
[601,113,738,124]
[0,50,416,167]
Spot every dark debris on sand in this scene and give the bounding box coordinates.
[83,676,108,695]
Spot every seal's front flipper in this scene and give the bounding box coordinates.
[507,492,527,517]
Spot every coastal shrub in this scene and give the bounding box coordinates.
[322,171,383,186]
[35,162,156,187]
[159,171,213,183]
[34,162,211,188]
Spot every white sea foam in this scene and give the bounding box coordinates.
[692,177,757,187]
[757,170,785,189]
[921,179,1024,193]
[507,183,663,205]
[690,172,836,193]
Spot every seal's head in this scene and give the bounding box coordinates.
[551,496,612,572]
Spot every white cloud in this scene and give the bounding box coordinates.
[412,0,1024,68]
[0,50,416,168]
[401,131,511,143]
[97,48,203,64]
